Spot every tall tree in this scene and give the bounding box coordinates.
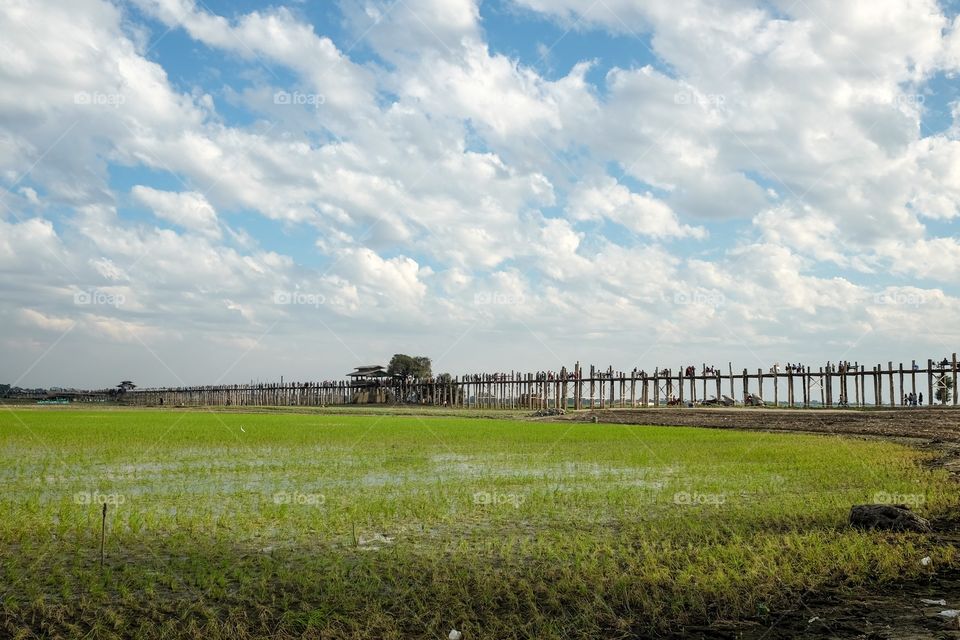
[387,354,432,378]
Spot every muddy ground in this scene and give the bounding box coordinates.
[561,406,960,442]
[556,407,960,639]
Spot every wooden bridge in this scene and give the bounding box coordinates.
[3,389,117,403]
[123,354,959,410]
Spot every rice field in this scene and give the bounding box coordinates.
[0,408,957,639]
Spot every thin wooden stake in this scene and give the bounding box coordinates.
[100,502,107,568]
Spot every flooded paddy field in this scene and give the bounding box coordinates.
[1,408,958,639]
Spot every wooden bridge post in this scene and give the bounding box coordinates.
[954,353,958,407]
[853,364,860,407]
[928,359,934,406]
[875,365,883,407]
[787,368,794,406]
[802,370,809,408]
[702,364,708,402]
[911,361,917,401]
[589,365,596,409]
[860,364,867,408]
[576,365,581,409]
[826,365,833,407]
[577,364,583,410]
[818,368,824,406]
[898,363,905,406]
[653,370,660,407]
[839,366,846,406]
[598,372,604,410]
[570,364,576,410]
[887,362,895,407]
[678,367,685,405]
[758,368,764,403]
[773,369,779,407]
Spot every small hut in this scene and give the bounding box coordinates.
[345,365,395,403]
[346,365,391,381]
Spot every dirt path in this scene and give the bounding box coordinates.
[560,406,960,442]
[557,407,960,639]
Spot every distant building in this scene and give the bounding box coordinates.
[345,365,394,381]
[345,365,396,404]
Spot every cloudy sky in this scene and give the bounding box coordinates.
[2,0,960,388]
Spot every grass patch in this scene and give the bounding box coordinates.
[0,409,957,639]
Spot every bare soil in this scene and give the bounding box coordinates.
[560,406,960,442]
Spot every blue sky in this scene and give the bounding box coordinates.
[1,0,960,387]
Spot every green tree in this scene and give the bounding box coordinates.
[387,354,432,379]
[936,375,954,404]
[0,384,10,397]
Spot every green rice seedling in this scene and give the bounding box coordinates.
[0,408,956,639]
